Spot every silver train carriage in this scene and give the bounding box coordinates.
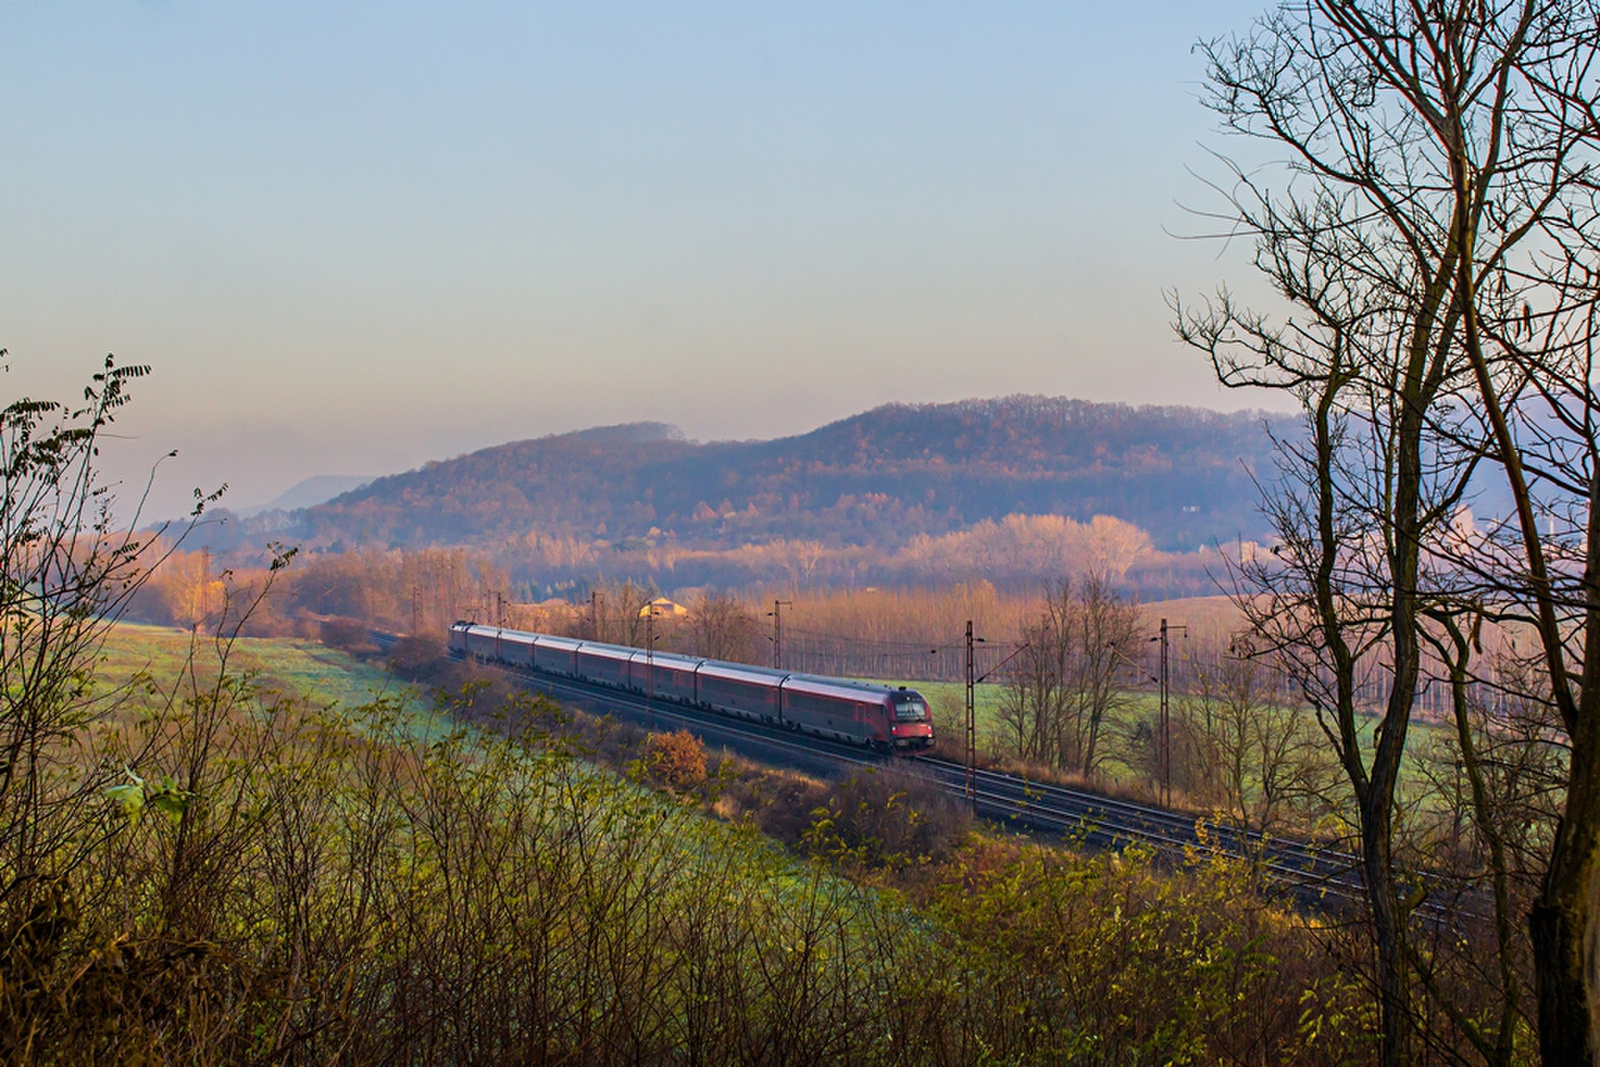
[448,622,934,752]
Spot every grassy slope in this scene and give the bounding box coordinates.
[95,624,877,905]
[96,622,433,725]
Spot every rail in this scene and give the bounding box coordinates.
[413,633,1482,924]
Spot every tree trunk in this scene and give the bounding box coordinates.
[1535,674,1600,1066]
[1531,890,1597,1066]
[1367,852,1411,1064]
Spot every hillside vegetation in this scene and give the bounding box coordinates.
[213,396,1274,557]
[4,618,1368,1064]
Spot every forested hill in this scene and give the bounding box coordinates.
[249,396,1278,553]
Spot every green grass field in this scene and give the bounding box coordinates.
[869,676,1144,750]
[96,622,434,726]
[872,671,1453,812]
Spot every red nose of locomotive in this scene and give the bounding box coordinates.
[888,688,935,750]
[889,721,935,746]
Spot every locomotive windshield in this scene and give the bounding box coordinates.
[891,692,928,722]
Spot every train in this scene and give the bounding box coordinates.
[448,622,936,754]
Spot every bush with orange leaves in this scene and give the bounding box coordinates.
[642,728,707,789]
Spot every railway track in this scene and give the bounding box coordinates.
[907,756,1381,912]
[905,754,1479,923]
[414,639,1476,923]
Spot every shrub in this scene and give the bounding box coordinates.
[642,728,707,789]
[385,632,444,675]
[923,843,1369,1065]
[816,764,972,869]
[318,616,377,654]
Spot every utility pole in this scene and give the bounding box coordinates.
[965,620,978,808]
[769,599,793,670]
[590,590,604,642]
[645,607,657,722]
[411,585,421,635]
[962,625,1027,815]
[1154,617,1186,806]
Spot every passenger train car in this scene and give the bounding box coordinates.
[448,622,935,753]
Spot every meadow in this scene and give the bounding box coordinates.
[1,617,1377,1064]
[95,621,435,728]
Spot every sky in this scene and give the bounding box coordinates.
[0,1,1283,519]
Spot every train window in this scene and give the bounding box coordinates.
[891,693,928,722]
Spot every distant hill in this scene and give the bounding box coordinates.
[235,474,376,517]
[247,396,1275,554]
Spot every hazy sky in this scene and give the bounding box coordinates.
[0,1,1282,518]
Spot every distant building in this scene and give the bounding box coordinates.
[639,597,689,619]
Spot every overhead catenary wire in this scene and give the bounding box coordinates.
[776,623,1025,682]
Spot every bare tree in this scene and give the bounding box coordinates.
[997,616,1064,765]
[586,579,655,646]
[1175,638,1327,839]
[1177,3,1600,1061]
[0,355,212,956]
[1065,574,1144,778]
[686,591,758,663]
[1441,83,1600,1067]
[1404,614,1549,1066]
[999,577,1141,776]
